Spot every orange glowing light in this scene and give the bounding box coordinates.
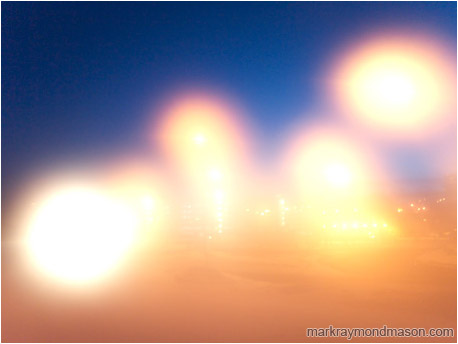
[153,91,254,210]
[155,92,249,182]
[285,126,381,204]
[283,126,389,232]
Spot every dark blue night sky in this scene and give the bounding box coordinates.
[2,2,457,197]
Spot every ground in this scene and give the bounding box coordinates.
[2,229,456,342]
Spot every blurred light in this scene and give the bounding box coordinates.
[193,134,207,145]
[141,195,155,213]
[285,127,382,217]
[102,157,169,233]
[27,187,138,283]
[331,33,456,137]
[208,168,223,182]
[324,163,351,188]
[214,189,224,203]
[154,91,250,186]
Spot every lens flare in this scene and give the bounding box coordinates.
[27,187,138,283]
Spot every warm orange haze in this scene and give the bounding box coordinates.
[2,3,457,343]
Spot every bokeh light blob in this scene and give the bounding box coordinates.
[154,91,249,181]
[332,34,456,136]
[27,187,138,283]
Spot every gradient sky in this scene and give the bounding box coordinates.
[2,2,457,198]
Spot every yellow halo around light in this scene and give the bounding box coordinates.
[154,91,253,203]
[156,92,245,174]
[284,126,385,212]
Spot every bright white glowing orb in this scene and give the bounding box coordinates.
[364,68,416,109]
[141,195,155,213]
[333,35,456,136]
[208,168,223,182]
[27,187,137,283]
[324,163,351,188]
[193,133,207,145]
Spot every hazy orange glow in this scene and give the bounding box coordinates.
[100,157,172,248]
[331,34,456,137]
[155,92,249,184]
[152,92,254,235]
[286,127,379,201]
[5,78,456,343]
[104,158,165,210]
[3,4,457,342]
[283,126,391,235]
